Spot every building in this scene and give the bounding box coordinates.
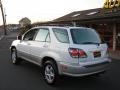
[31,0,120,51]
[47,7,120,51]
[19,17,31,27]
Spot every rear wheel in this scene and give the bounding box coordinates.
[11,48,21,65]
[43,60,59,85]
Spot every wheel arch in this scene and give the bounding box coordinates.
[41,57,57,67]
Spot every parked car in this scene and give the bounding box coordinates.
[10,26,111,85]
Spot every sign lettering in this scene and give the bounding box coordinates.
[104,0,120,8]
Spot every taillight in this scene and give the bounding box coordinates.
[69,48,79,58]
[79,50,87,58]
[69,48,87,58]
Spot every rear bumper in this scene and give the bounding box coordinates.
[57,58,111,77]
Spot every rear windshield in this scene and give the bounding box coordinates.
[70,28,101,44]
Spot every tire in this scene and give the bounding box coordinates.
[11,48,21,65]
[43,60,59,85]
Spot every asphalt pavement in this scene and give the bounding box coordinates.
[0,31,120,90]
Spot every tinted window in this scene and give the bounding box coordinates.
[53,28,69,43]
[23,29,38,40]
[70,28,101,44]
[35,28,50,42]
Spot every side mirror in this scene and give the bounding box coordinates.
[17,35,22,40]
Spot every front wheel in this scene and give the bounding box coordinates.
[11,48,21,65]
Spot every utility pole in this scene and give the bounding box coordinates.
[0,0,7,35]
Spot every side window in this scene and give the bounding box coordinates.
[53,28,69,43]
[23,29,38,41]
[35,28,50,42]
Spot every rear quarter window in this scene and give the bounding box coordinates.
[52,28,69,43]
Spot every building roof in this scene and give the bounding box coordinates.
[53,8,120,23]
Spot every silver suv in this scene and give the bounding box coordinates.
[10,26,111,85]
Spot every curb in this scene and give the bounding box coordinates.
[0,35,4,40]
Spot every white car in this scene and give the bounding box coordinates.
[10,26,111,85]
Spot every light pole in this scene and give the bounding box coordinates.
[0,0,7,35]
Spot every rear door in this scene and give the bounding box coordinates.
[29,28,50,64]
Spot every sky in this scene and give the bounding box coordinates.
[0,0,104,25]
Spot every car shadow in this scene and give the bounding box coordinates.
[17,60,116,90]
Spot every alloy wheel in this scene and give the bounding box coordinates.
[11,49,17,64]
[45,64,55,83]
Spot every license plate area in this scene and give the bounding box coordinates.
[93,51,101,58]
